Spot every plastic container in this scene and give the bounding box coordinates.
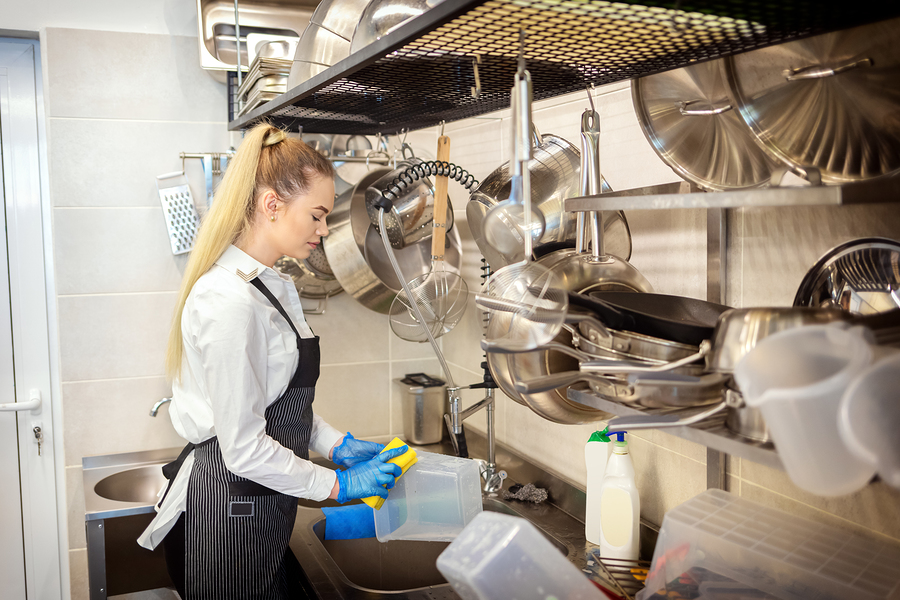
[599,433,640,560]
[636,489,900,600]
[373,450,482,542]
[733,325,875,496]
[584,429,613,544]
[394,373,448,445]
[838,352,900,490]
[436,511,604,600]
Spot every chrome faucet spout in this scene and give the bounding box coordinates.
[150,397,172,417]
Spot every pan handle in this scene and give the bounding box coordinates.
[514,370,619,395]
[606,401,726,432]
[581,341,709,374]
[481,340,596,362]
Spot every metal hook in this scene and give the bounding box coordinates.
[471,55,482,99]
[440,120,446,137]
[517,30,527,74]
[585,83,596,114]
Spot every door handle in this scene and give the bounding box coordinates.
[0,389,42,414]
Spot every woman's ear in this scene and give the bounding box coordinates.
[260,190,281,220]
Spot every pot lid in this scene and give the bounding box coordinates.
[726,17,900,183]
[632,58,781,191]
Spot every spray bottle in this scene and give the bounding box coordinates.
[598,431,640,560]
[584,428,613,544]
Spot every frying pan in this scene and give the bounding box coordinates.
[584,291,731,347]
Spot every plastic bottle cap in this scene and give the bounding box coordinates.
[615,432,625,442]
[589,428,612,443]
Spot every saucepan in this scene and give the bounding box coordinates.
[364,156,453,250]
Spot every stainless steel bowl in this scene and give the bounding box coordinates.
[310,0,373,40]
[350,0,446,54]
[706,307,850,374]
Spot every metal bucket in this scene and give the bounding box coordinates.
[394,373,448,445]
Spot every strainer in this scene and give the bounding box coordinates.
[389,134,469,342]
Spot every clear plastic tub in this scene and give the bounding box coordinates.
[636,489,900,600]
[436,511,603,600]
[733,324,875,496]
[373,451,482,542]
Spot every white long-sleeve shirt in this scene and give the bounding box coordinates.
[139,245,342,550]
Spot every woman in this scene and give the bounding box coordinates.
[138,123,406,599]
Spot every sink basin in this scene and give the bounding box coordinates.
[299,496,570,594]
[94,465,168,504]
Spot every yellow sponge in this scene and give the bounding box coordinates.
[362,437,417,510]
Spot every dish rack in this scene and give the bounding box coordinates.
[589,554,651,600]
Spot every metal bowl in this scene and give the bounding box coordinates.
[350,0,446,54]
[287,60,331,89]
[792,237,900,315]
[310,0,373,40]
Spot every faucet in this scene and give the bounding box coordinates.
[149,397,172,417]
[444,361,507,494]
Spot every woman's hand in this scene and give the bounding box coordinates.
[334,445,409,503]
[330,433,385,467]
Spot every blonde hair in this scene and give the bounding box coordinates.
[165,123,335,380]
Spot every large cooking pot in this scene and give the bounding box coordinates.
[324,168,462,313]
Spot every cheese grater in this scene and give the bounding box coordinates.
[156,171,201,255]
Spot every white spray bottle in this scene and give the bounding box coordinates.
[584,428,613,544]
[599,431,640,560]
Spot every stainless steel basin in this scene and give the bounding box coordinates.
[94,465,168,504]
[197,0,321,76]
[304,497,570,593]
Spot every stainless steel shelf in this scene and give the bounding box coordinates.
[568,388,783,470]
[565,176,900,212]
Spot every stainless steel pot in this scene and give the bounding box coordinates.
[706,306,850,374]
[324,168,462,313]
[364,158,453,250]
[466,130,630,270]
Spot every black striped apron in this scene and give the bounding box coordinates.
[166,277,320,600]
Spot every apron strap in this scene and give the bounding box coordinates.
[250,277,306,339]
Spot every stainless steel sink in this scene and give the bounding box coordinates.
[299,497,570,594]
[291,449,585,599]
[93,465,168,504]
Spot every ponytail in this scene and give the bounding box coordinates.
[164,123,334,380]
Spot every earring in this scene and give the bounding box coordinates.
[270,214,276,222]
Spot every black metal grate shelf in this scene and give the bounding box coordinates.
[228,0,900,134]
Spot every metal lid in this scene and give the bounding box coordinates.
[726,17,900,183]
[633,58,781,191]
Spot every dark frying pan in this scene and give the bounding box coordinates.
[577,291,732,346]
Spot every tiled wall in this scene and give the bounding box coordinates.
[43,25,900,600]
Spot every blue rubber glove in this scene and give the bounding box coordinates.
[331,433,386,468]
[335,445,409,504]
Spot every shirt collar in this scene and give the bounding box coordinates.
[216,245,270,282]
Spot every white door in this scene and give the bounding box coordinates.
[0,38,63,600]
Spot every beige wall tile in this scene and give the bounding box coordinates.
[69,548,88,600]
[67,466,87,550]
[45,28,225,121]
[62,378,181,466]
[48,118,228,208]
[314,362,391,438]
[57,292,176,381]
[53,208,187,295]
[627,435,707,527]
[314,293,390,364]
